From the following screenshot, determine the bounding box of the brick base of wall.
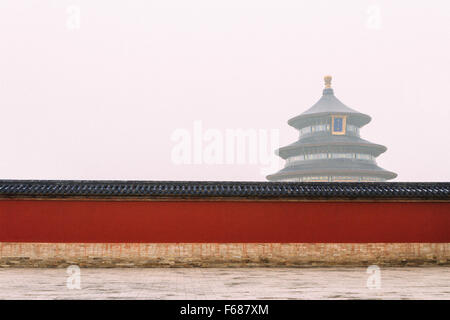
[0,243,448,267]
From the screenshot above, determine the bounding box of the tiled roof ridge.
[0,180,448,200]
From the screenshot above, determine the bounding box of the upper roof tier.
[288,76,372,129]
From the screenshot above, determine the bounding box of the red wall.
[0,200,448,243]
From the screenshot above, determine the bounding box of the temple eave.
[267,169,397,181]
[277,143,387,159]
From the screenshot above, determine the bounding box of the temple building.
[267,76,397,182]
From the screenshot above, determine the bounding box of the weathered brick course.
[0,242,448,267]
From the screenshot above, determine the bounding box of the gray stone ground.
[0,267,449,300]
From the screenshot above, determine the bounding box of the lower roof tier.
[267,158,397,181]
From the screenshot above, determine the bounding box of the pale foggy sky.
[0,0,449,181]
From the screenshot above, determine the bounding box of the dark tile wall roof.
[0,180,448,200]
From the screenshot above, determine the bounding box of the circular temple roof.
[267,76,397,182]
[288,77,371,128]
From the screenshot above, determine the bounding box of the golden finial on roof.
[324,75,332,89]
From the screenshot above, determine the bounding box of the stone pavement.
[0,267,448,299]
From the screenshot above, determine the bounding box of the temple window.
[330,153,353,159]
[347,124,360,135]
[331,176,358,182]
[356,154,374,160]
[286,153,375,165]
